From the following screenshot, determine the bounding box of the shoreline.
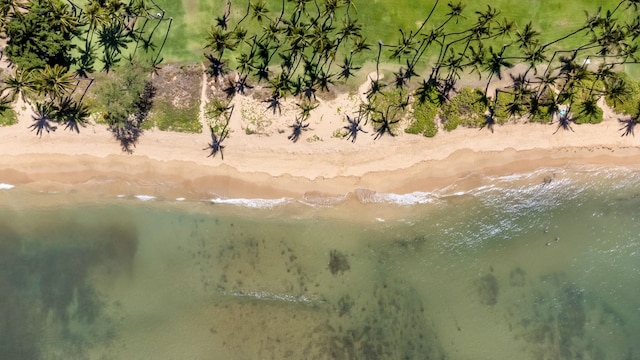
[1,75,639,200]
[1,141,639,201]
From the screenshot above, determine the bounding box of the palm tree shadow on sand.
[288,117,309,143]
[343,114,368,143]
[111,82,156,154]
[618,118,638,137]
[553,107,575,134]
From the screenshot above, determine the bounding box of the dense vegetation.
[201,0,639,150]
[0,0,639,155]
[0,0,171,151]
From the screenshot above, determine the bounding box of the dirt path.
[198,63,209,132]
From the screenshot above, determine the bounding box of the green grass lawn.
[157,0,629,67]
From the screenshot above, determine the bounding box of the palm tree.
[483,44,513,95]
[337,54,360,81]
[251,0,270,23]
[36,64,76,100]
[49,0,83,37]
[516,22,540,49]
[365,40,386,99]
[2,68,37,103]
[97,22,132,71]
[296,100,318,121]
[54,96,90,133]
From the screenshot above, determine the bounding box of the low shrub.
[572,98,603,124]
[440,87,486,131]
[0,108,18,126]
[405,100,438,137]
[605,72,640,116]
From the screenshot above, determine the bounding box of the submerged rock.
[476,273,499,306]
[328,250,350,275]
[509,267,527,287]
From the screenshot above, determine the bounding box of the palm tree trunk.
[153,17,172,65]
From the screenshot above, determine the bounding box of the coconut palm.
[152,16,173,65]
[365,40,385,99]
[603,74,630,108]
[2,68,37,103]
[296,100,318,121]
[54,96,90,133]
[522,44,548,77]
[484,44,512,83]
[97,22,132,71]
[36,64,76,100]
[251,0,270,23]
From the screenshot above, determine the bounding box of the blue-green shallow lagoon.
[1,166,639,359]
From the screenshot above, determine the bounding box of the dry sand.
[1,74,639,201]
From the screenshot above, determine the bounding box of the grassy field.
[156,0,628,66]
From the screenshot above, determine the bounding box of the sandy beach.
[1,81,639,202]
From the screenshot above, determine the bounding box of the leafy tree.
[95,61,155,152]
[5,0,78,71]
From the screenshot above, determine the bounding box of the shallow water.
[0,166,639,359]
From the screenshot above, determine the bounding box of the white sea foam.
[0,183,15,190]
[229,290,318,304]
[371,191,438,205]
[135,195,156,201]
[300,193,349,207]
[175,197,186,201]
[209,197,291,209]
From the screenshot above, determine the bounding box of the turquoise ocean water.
[0,165,639,359]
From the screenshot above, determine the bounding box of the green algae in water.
[0,166,639,359]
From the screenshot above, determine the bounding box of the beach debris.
[328,250,350,275]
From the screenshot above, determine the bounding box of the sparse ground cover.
[145,64,202,132]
